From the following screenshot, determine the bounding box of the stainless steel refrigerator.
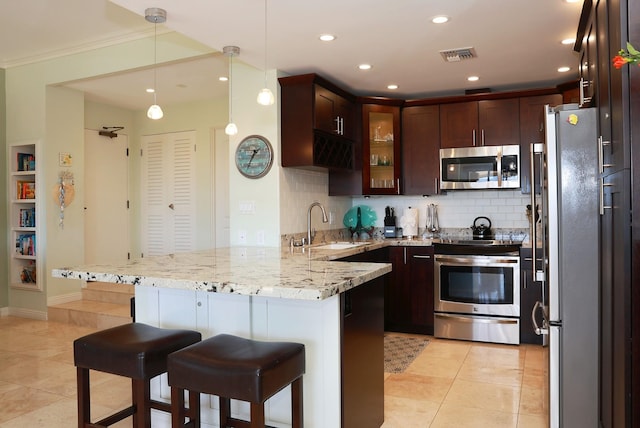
[530,104,599,428]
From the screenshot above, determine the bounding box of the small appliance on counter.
[383,206,397,238]
[471,216,493,240]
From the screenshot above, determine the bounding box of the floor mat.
[384,334,429,373]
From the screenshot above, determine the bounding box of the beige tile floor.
[0,316,547,427]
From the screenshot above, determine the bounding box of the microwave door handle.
[497,148,502,187]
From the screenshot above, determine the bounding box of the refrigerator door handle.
[530,143,546,282]
[531,300,549,336]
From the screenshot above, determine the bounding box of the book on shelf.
[16,153,35,171]
[19,208,36,227]
[19,260,36,284]
[16,181,35,199]
[15,233,36,256]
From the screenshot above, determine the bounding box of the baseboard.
[0,307,9,317]
[8,307,47,320]
[47,292,82,306]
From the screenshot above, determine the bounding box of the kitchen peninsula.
[53,244,393,428]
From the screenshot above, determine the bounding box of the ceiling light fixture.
[561,38,576,45]
[319,34,336,42]
[558,66,571,72]
[387,84,398,90]
[467,76,480,82]
[358,64,372,70]
[224,46,240,136]
[257,0,275,106]
[145,7,166,120]
[432,15,450,24]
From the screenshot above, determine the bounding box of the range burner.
[433,237,523,255]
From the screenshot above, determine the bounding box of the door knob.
[168,203,174,210]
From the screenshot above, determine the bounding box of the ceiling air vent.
[440,47,477,62]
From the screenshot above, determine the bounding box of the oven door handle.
[435,313,519,325]
[435,256,519,265]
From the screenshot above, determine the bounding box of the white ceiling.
[0,0,585,111]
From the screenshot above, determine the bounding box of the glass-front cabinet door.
[363,103,401,195]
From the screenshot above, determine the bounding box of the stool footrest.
[92,405,135,427]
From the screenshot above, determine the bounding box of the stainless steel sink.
[313,242,368,250]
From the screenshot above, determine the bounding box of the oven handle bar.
[435,256,519,265]
[435,313,519,325]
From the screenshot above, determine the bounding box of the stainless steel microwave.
[439,145,520,190]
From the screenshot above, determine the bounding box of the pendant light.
[224,46,240,135]
[256,0,275,106]
[145,7,166,120]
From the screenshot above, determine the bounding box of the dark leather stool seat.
[74,322,202,428]
[168,333,305,427]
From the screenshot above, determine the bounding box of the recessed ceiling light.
[358,64,372,70]
[564,0,581,3]
[467,76,479,82]
[387,84,398,90]
[319,34,336,42]
[146,88,155,93]
[431,15,449,24]
[561,38,576,45]
[558,66,571,72]
[219,76,228,82]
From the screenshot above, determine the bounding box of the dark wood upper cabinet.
[401,105,440,195]
[519,94,563,194]
[279,73,357,170]
[440,99,520,147]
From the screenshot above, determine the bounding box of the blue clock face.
[235,135,274,178]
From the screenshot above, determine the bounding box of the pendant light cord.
[263,0,268,86]
[153,21,158,104]
[228,52,233,122]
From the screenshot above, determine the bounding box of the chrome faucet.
[307,202,329,245]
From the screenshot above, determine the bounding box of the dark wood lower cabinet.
[519,248,543,345]
[386,246,434,335]
[341,276,384,428]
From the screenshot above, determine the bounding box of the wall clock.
[235,135,274,179]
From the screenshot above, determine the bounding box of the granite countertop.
[52,236,528,302]
[52,244,397,301]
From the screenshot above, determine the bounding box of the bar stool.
[168,334,305,427]
[74,322,202,428]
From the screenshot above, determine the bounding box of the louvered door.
[141,131,196,256]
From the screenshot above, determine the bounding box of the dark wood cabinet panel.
[478,99,520,146]
[279,73,357,170]
[440,99,519,148]
[401,105,440,195]
[519,94,563,194]
[519,248,544,345]
[439,102,478,148]
[385,246,434,334]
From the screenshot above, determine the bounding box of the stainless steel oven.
[433,241,521,345]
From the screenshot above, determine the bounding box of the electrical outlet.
[238,230,247,244]
[256,230,265,245]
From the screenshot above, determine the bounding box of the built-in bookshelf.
[8,140,42,291]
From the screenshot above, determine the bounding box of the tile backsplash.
[352,189,532,231]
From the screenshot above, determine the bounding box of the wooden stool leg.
[187,390,200,428]
[171,386,185,428]
[250,402,265,427]
[77,367,91,428]
[291,377,303,428]
[219,397,231,427]
[132,378,152,428]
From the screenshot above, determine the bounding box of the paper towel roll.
[400,207,419,237]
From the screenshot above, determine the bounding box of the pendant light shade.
[257,0,275,106]
[145,8,166,120]
[224,46,240,135]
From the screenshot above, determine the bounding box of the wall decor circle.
[235,135,274,178]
